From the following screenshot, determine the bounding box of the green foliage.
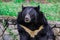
[0,2,60,21]
[14,0,25,3]
[0,0,2,2]
[0,2,21,17]
[40,3,60,21]
[47,0,60,3]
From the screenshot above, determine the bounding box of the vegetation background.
[0,0,60,21]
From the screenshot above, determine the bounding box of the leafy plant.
[14,0,25,3]
[0,2,60,21]
[2,19,18,40]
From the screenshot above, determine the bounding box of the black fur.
[17,6,55,40]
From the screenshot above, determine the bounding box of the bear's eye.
[31,14,34,17]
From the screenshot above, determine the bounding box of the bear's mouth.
[26,19,29,21]
[25,19,30,22]
[24,18,31,23]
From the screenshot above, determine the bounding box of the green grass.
[0,2,21,16]
[48,0,60,3]
[0,2,60,21]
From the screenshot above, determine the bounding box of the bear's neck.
[20,22,43,31]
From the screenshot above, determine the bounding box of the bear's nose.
[25,18,28,20]
[25,18,29,21]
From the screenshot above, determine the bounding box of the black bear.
[17,5,55,40]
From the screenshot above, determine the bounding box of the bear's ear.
[22,5,25,10]
[37,5,40,10]
[34,5,40,11]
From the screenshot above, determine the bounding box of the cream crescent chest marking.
[20,25,44,38]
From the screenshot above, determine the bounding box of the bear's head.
[17,5,48,25]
